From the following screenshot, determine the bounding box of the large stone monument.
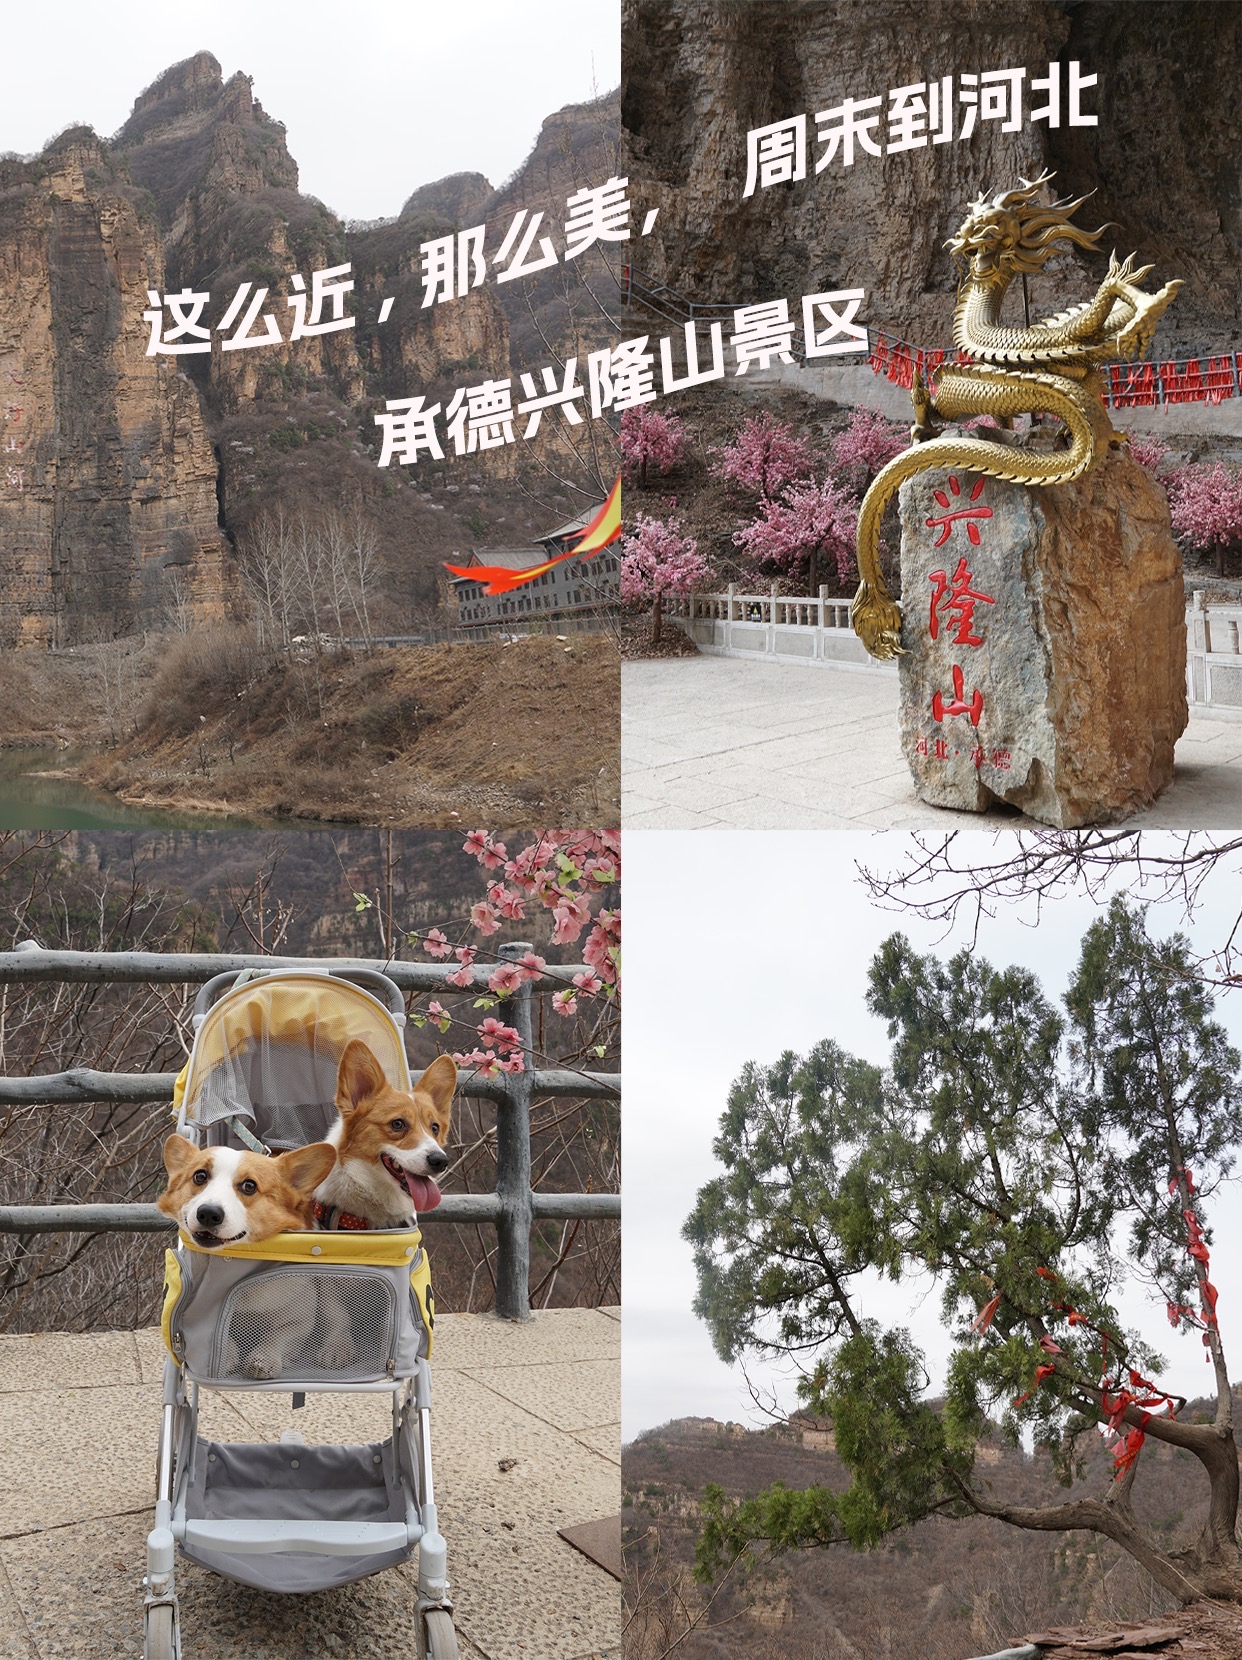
[896,445,1186,826]
[848,174,1185,827]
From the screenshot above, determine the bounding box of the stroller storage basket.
[163,1231,434,1388]
[180,1439,414,1593]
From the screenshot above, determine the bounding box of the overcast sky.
[3,1,620,222]
[623,830,1242,1444]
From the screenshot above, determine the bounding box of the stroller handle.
[192,967,407,1023]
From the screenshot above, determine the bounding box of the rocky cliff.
[0,53,619,647]
[0,129,227,647]
[622,0,1242,353]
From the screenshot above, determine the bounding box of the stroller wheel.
[419,1607,459,1659]
[144,1603,177,1660]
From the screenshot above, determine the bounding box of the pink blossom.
[455,945,477,967]
[488,964,524,996]
[712,413,815,500]
[487,882,526,921]
[422,928,452,959]
[477,1017,522,1053]
[453,1048,501,1075]
[1166,462,1242,574]
[428,1000,447,1018]
[618,407,689,486]
[1129,434,1169,472]
[517,950,546,979]
[552,894,592,945]
[463,830,489,860]
[621,514,711,607]
[497,1053,526,1074]
[479,840,507,871]
[552,990,578,1018]
[830,407,906,489]
[734,475,859,590]
[446,966,474,989]
[470,901,501,936]
[572,970,603,995]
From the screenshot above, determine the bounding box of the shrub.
[830,406,906,489]
[142,623,267,736]
[711,412,814,501]
[618,407,689,486]
[1164,461,1242,576]
[733,476,859,592]
[1127,433,1170,472]
[621,513,711,644]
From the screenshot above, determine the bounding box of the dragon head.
[947,172,1108,280]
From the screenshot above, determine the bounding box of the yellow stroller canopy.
[176,974,410,1152]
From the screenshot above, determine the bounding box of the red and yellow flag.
[444,476,621,597]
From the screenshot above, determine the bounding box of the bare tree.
[855,830,1242,983]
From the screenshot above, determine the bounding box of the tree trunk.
[968,1425,1242,1605]
[808,548,819,595]
[652,592,663,645]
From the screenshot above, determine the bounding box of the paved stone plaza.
[0,1309,620,1660]
[622,657,1242,830]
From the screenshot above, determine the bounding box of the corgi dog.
[315,1041,457,1231]
[158,1135,338,1379]
[158,1134,337,1248]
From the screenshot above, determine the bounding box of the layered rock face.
[0,54,618,640]
[622,0,1242,351]
[0,132,227,647]
[896,446,1187,827]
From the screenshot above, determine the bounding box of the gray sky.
[623,830,1242,1443]
[4,1,620,222]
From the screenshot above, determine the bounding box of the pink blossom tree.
[1127,433,1170,472]
[621,512,711,644]
[710,412,815,501]
[830,406,907,491]
[1164,461,1242,576]
[618,407,689,487]
[732,475,859,593]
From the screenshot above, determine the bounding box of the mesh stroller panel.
[169,1250,430,1386]
[182,977,409,1151]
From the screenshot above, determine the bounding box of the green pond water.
[0,749,333,831]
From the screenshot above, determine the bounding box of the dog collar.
[313,1201,414,1232]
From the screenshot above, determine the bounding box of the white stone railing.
[667,584,890,671]
[669,586,1242,714]
[1187,592,1242,712]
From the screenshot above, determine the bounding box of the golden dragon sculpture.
[850,174,1181,659]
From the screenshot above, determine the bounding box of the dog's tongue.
[395,1168,441,1211]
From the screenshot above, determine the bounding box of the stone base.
[897,443,1187,828]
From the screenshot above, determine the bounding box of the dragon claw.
[850,584,905,659]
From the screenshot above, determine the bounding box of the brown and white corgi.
[314,1041,457,1231]
[157,1134,337,1248]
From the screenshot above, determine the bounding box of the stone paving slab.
[0,1312,620,1660]
[623,656,1241,829]
[461,1359,620,1436]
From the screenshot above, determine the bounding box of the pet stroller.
[143,966,459,1659]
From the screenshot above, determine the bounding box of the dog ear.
[162,1133,197,1175]
[336,1040,389,1113]
[418,1054,457,1134]
[275,1141,338,1194]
